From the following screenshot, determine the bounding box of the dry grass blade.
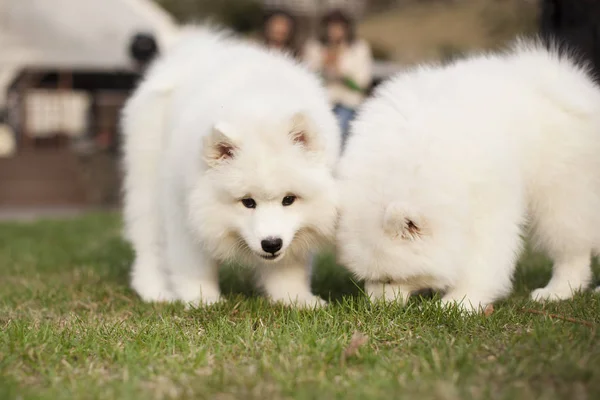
[522,308,596,333]
[341,331,369,365]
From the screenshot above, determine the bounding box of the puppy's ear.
[383,202,424,241]
[289,112,320,151]
[203,123,238,167]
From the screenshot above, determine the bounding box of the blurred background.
[0,0,592,218]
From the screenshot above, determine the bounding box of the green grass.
[1,212,599,400]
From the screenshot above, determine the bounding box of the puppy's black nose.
[261,237,283,254]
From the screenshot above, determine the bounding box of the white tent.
[0,0,179,109]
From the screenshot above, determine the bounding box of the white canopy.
[0,0,179,107]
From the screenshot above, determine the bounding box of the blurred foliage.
[155,0,265,33]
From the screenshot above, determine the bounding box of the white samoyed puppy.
[121,26,340,308]
[336,40,600,312]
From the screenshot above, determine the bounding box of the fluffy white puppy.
[121,26,340,307]
[337,40,600,312]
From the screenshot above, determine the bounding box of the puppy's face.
[229,193,304,262]
[188,112,338,263]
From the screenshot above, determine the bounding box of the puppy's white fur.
[121,26,340,308]
[337,40,600,312]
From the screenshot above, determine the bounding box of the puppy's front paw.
[365,281,411,304]
[131,277,176,303]
[273,293,327,309]
[171,277,222,309]
[530,287,577,302]
[441,294,488,314]
[183,294,223,310]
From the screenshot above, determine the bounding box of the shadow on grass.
[218,250,363,302]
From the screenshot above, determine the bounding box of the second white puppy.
[336,40,600,312]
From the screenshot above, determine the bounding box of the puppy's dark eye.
[241,198,256,209]
[282,195,296,206]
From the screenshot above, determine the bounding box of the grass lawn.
[1,212,599,400]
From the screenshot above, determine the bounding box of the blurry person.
[261,9,298,56]
[303,9,372,144]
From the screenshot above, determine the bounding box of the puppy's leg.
[130,249,174,302]
[167,258,221,309]
[442,253,520,313]
[441,261,515,313]
[442,203,524,313]
[127,194,173,302]
[529,179,594,301]
[364,281,414,305]
[258,256,325,308]
[163,200,221,307]
[530,251,592,302]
